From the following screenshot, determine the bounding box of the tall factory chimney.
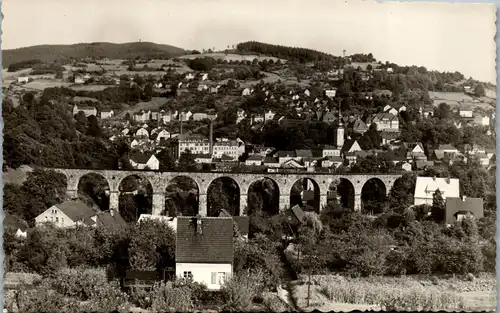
[180,120,183,136]
[209,120,214,156]
[343,49,346,58]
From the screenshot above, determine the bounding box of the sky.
[2,0,497,83]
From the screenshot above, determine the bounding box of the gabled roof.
[175,217,234,264]
[96,211,127,227]
[414,177,460,199]
[438,144,458,151]
[247,154,264,161]
[290,205,306,223]
[446,197,484,224]
[218,209,250,236]
[276,150,297,158]
[264,156,279,164]
[130,151,154,164]
[352,119,368,131]
[295,149,313,158]
[53,200,98,226]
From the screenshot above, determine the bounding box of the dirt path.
[278,248,301,311]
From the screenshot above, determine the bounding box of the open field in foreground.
[291,274,496,312]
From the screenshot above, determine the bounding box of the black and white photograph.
[1,0,497,312]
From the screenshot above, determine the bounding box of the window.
[217,272,227,285]
[183,271,192,279]
[56,217,59,223]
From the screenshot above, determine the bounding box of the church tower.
[336,105,344,148]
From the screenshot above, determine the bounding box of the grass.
[291,274,496,312]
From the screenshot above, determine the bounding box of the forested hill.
[236,41,341,63]
[2,42,186,68]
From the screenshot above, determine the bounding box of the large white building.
[73,105,97,117]
[175,217,234,291]
[129,152,160,170]
[178,134,210,157]
[414,177,460,206]
[212,139,245,159]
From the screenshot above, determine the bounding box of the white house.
[304,89,311,97]
[264,110,276,122]
[156,129,170,142]
[473,115,490,126]
[135,127,149,138]
[367,113,399,132]
[236,109,247,124]
[175,217,234,291]
[179,111,193,121]
[347,140,362,154]
[35,200,98,228]
[130,139,140,149]
[129,152,160,170]
[401,162,412,171]
[438,144,459,155]
[192,113,209,121]
[414,177,460,206]
[245,154,264,166]
[242,88,251,96]
[213,139,245,159]
[325,89,337,98]
[178,134,210,157]
[322,146,341,157]
[459,108,473,118]
[73,105,97,117]
[17,76,29,84]
[100,109,114,119]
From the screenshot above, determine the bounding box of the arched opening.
[247,177,280,216]
[361,178,388,215]
[335,178,355,210]
[77,173,110,211]
[207,177,240,216]
[118,174,153,222]
[290,178,320,213]
[164,176,200,217]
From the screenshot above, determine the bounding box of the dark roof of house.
[247,154,264,161]
[290,205,306,223]
[130,151,153,164]
[220,154,234,161]
[439,144,458,151]
[54,200,98,226]
[96,211,127,227]
[445,197,484,224]
[276,150,297,158]
[175,217,234,264]
[233,216,250,236]
[101,108,113,112]
[263,156,279,164]
[194,154,212,159]
[4,213,28,232]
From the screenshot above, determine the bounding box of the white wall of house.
[176,263,232,291]
[101,111,114,119]
[35,206,76,228]
[323,149,341,157]
[246,159,263,166]
[460,110,473,118]
[156,130,170,141]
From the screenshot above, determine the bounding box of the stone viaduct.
[52,168,402,216]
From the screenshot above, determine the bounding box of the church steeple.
[336,102,344,148]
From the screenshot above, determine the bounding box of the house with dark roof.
[35,200,99,228]
[245,154,264,166]
[263,156,280,168]
[271,204,306,227]
[218,209,250,240]
[350,119,369,134]
[175,216,234,290]
[445,196,484,225]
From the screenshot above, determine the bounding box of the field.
[291,274,496,312]
[21,80,72,91]
[428,91,495,112]
[179,53,287,63]
[69,84,113,92]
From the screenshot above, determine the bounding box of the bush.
[149,282,195,312]
[49,267,107,300]
[78,280,130,313]
[220,270,264,311]
[482,242,496,272]
[262,292,288,312]
[8,282,80,313]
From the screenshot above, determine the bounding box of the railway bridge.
[51,168,402,216]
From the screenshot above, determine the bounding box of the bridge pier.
[354,194,362,211]
[279,194,291,212]
[67,189,78,200]
[152,192,165,215]
[109,191,119,212]
[198,194,207,216]
[239,194,248,216]
[319,194,328,212]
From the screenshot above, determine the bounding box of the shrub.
[482,241,496,272]
[9,282,80,313]
[262,292,288,312]
[149,282,195,312]
[50,267,107,300]
[220,269,264,312]
[78,280,130,313]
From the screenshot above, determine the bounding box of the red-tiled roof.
[175,217,234,264]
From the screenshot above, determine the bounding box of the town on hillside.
[2,10,497,312]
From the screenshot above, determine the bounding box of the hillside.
[2,42,186,68]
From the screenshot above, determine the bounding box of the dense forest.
[3,42,186,68]
[236,41,342,63]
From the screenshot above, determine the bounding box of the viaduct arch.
[53,168,402,216]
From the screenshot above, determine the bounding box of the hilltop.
[2,42,186,68]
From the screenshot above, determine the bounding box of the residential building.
[251,114,265,124]
[179,111,193,122]
[156,129,170,142]
[17,76,29,84]
[445,196,484,225]
[213,139,245,159]
[175,216,234,291]
[73,105,97,117]
[100,109,114,119]
[194,154,213,164]
[4,213,29,239]
[351,119,369,134]
[178,134,210,157]
[276,151,299,165]
[413,177,460,206]
[406,142,427,160]
[459,108,473,118]
[134,110,151,122]
[236,109,247,124]
[473,115,490,126]
[325,89,337,98]
[245,154,264,166]
[321,156,344,168]
[322,111,337,124]
[322,146,341,157]
[192,113,209,121]
[242,88,251,96]
[129,152,160,170]
[438,144,459,155]
[367,113,399,132]
[264,110,276,122]
[401,162,412,171]
[263,157,280,168]
[35,200,99,228]
[218,210,250,240]
[135,127,149,138]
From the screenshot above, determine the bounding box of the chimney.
[209,120,214,156]
[180,120,183,135]
[195,215,203,235]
